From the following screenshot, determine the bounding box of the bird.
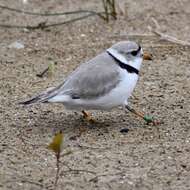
[20,41,158,125]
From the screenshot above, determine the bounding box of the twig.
[21,179,44,188]
[5,173,43,188]
[152,30,190,46]
[54,152,60,189]
[59,163,96,175]
[0,5,103,18]
[6,178,44,188]
[102,0,109,21]
[64,169,96,175]
[0,3,117,30]
[36,61,55,78]
[89,171,125,182]
[102,0,117,21]
[151,17,161,30]
[31,80,45,86]
[0,12,99,30]
[61,168,96,175]
[150,18,190,46]
[36,67,49,78]
[77,144,110,150]
[108,0,117,19]
[108,33,154,38]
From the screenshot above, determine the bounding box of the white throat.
[107,48,142,71]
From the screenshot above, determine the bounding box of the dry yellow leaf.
[48,131,63,154]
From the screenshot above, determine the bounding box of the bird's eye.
[130,45,141,56]
[131,50,138,56]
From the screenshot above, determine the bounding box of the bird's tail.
[19,87,58,105]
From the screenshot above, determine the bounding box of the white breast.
[94,69,138,109]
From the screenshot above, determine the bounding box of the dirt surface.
[0,0,190,190]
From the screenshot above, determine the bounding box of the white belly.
[63,71,138,110]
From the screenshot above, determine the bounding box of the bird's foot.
[143,115,162,126]
[82,110,95,123]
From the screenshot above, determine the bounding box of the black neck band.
[107,51,139,75]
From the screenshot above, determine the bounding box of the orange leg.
[82,110,95,123]
[125,105,161,125]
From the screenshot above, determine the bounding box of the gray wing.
[56,52,121,100]
[20,52,121,104]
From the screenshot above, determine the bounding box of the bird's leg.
[82,110,95,123]
[125,105,160,125]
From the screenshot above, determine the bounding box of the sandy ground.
[0,0,190,189]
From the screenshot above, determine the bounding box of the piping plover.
[21,41,158,125]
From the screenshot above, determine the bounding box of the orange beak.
[143,52,153,60]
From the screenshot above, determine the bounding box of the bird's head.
[107,41,152,71]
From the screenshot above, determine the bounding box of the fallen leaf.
[48,131,63,154]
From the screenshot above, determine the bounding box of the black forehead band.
[136,45,141,52]
[128,44,141,53]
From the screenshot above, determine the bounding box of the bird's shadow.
[19,104,142,141]
[28,110,119,134]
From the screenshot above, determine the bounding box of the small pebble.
[69,135,78,141]
[8,41,24,49]
[120,128,129,133]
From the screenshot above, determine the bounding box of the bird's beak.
[143,52,153,60]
